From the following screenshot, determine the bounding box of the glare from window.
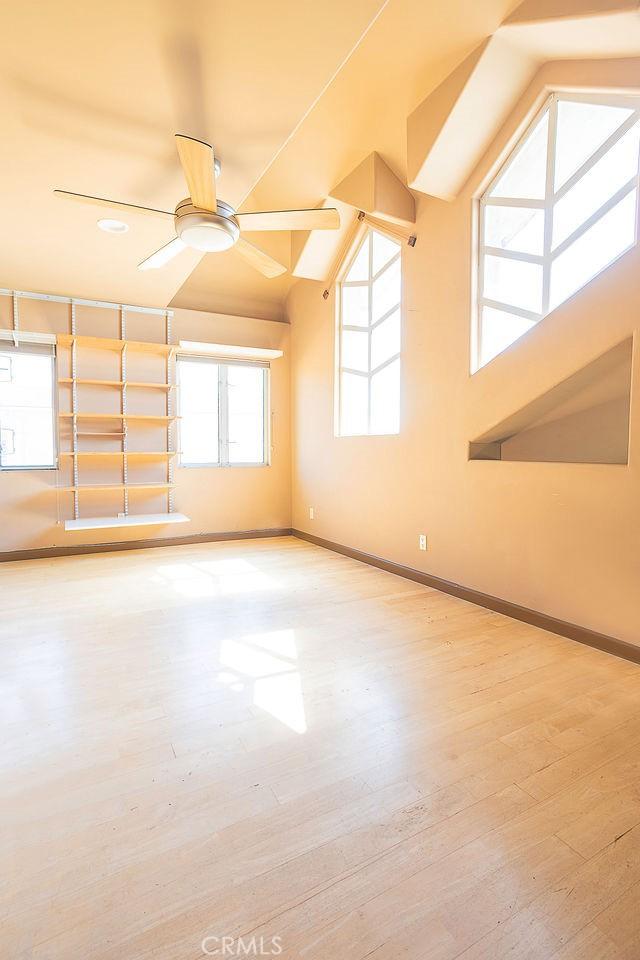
[227,364,265,464]
[179,359,219,465]
[0,348,55,468]
[178,358,267,466]
[477,93,640,369]
[337,229,402,436]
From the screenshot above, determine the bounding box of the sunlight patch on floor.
[151,558,278,598]
[217,628,307,734]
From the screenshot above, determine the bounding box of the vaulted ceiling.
[0,0,518,321]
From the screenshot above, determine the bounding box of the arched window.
[476,92,640,369]
[336,228,402,436]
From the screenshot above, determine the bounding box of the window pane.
[550,188,637,311]
[342,284,369,327]
[340,372,368,435]
[179,359,219,464]
[490,110,548,200]
[227,365,265,464]
[483,254,543,314]
[0,351,54,468]
[480,306,537,366]
[483,205,544,255]
[372,257,401,322]
[345,235,370,281]
[553,120,640,248]
[0,352,53,407]
[181,412,218,464]
[0,407,54,467]
[341,329,368,372]
[371,309,400,369]
[372,231,400,274]
[370,358,400,434]
[554,99,634,190]
[179,359,218,413]
[478,94,640,372]
[338,230,402,435]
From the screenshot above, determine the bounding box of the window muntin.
[0,345,56,469]
[476,92,640,369]
[178,357,268,466]
[337,229,401,436]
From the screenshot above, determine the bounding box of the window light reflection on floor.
[254,671,307,734]
[150,558,278,598]
[217,629,307,734]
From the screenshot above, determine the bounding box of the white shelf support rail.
[165,309,174,514]
[120,305,128,517]
[71,336,79,520]
[11,292,19,347]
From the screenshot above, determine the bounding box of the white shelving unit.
[56,306,188,531]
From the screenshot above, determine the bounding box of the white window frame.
[0,342,57,471]
[177,355,270,468]
[475,90,640,371]
[336,226,402,437]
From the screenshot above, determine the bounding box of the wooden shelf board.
[59,413,177,421]
[58,378,174,390]
[76,431,125,438]
[128,382,174,390]
[59,482,175,493]
[59,450,178,458]
[64,512,189,531]
[57,334,174,355]
[59,378,122,387]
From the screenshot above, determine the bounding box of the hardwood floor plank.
[1,537,639,959]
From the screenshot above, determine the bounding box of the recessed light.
[97,218,129,234]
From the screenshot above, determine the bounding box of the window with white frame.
[0,344,56,469]
[476,92,640,369]
[178,357,268,466]
[337,228,402,436]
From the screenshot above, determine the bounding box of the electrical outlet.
[309,507,315,520]
[419,534,427,551]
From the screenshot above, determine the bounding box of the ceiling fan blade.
[175,134,216,212]
[54,189,174,220]
[234,238,287,279]
[236,207,340,232]
[138,237,187,271]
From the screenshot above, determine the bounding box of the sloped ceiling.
[0,0,521,320]
[407,0,640,199]
[0,0,386,315]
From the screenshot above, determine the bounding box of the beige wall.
[0,299,291,552]
[287,66,640,646]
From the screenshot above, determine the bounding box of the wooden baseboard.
[292,528,640,666]
[0,528,293,563]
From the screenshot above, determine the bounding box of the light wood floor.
[2,537,640,960]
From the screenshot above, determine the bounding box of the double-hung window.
[337,228,402,436]
[178,357,268,466]
[477,91,640,369]
[0,343,56,469]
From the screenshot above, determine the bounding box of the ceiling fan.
[54,134,340,278]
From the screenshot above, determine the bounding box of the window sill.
[335,433,400,439]
[178,462,270,469]
[0,465,58,472]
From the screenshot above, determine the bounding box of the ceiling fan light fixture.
[180,220,238,252]
[97,217,129,234]
[175,199,240,253]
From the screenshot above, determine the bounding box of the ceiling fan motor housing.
[175,198,240,252]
